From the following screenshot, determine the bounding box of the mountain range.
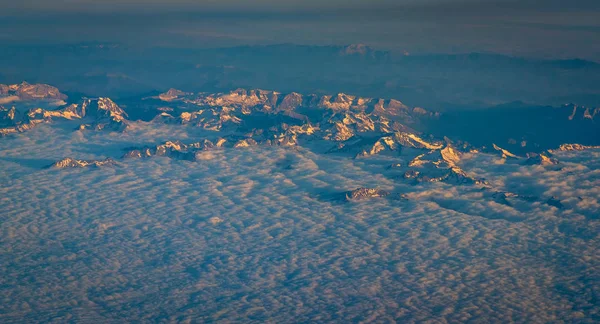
[2,44,599,108]
[2,83,598,156]
[2,82,599,211]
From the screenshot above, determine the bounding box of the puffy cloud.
[0,122,598,322]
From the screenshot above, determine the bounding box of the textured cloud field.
[0,122,598,322]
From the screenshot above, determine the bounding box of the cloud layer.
[0,122,598,322]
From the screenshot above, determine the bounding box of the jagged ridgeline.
[2,83,599,172]
[1,82,128,135]
[2,82,598,212]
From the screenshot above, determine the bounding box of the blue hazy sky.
[1,0,599,60]
[3,0,598,14]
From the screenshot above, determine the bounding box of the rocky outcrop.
[346,188,390,201]
[330,132,442,157]
[490,191,537,206]
[403,144,486,185]
[0,105,44,136]
[492,144,520,159]
[123,140,210,161]
[159,88,191,101]
[409,166,488,185]
[525,152,559,165]
[75,98,129,131]
[555,144,600,151]
[233,138,258,148]
[52,157,116,168]
[1,97,130,136]
[0,82,67,101]
[3,83,598,208]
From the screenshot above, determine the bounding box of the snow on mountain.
[492,144,520,159]
[159,88,438,122]
[123,140,216,161]
[555,143,600,151]
[525,152,559,165]
[0,82,67,102]
[52,157,117,168]
[158,88,192,101]
[1,82,598,193]
[0,105,46,136]
[329,132,443,158]
[0,105,19,123]
[78,97,129,131]
[405,147,487,185]
[346,187,390,201]
[122,137,279,162]
[440,145,462,165]
[395,132,443,150]
[0,96,130,135]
